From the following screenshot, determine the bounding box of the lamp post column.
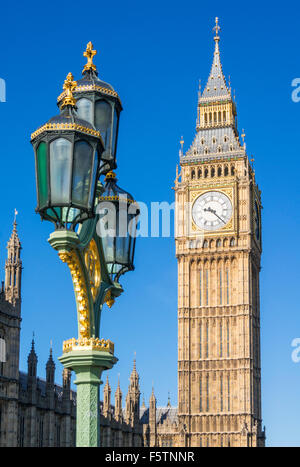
[59,348,117,447]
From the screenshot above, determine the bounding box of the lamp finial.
[83,41,97,74]
[61,73,77,108]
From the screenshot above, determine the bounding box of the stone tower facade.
[174,19,265,447]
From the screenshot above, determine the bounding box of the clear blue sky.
[0,0,299,447]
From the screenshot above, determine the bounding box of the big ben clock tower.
[175,18,265,447]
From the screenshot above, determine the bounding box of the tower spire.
[200,17,230,102]
[5,214,22,307]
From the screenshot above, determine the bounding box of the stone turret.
[27,337,37,382]
[149,386,156,446]
[114,376,123,423]
[46,347,55,386]
[103,375,111,418]
[5,216,22,310]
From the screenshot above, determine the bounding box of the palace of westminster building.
[0,20,265,447]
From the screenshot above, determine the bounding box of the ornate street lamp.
[57,42,122,174]
[97,171,139,282]
[31,73,103,229]
[31,47,138,447]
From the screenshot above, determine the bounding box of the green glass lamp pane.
[72,141,93,207]
[36,142,48,208]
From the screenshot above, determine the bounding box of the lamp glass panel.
[88,151,99,208]
[72,140,93,207]
[76,98,93,124]
[111,108,118,158]
[95,100,112,158]
[50,138,72,204]
[36,142,48,208]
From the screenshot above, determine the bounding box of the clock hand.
[204,206,226,224]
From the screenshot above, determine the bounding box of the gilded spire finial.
[213,17,220,41]
[241,129,246,144]
[83,41,97,74]
[61,73,77,108]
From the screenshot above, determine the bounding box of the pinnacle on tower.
[27,335,38,378]
[46,344,55,385]
[5,213,22,306]
[201,17,231,101]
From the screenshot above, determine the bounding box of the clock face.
[254,202,260,241]
[192,191,233,231]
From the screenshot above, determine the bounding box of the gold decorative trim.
[63,337,114,354]
[84,238,101,302]
[98,195,136,204]
[31,122,101,141]
[83,41,97,74]
[59,250,90,339]
[61,72,77,109]
[57,84,120,103]
[104,289,115,308]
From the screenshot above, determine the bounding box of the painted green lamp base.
[59,349,118,447]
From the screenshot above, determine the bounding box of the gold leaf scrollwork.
[59,250,90,339]
[84,238,101,302]
[105,289,115,308]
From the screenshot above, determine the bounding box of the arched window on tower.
[191,169,195,180]
[198,169,202,178]
[211,167,215,177]
[231,165,235,176]
[224,165,229,176]
[204,168,209,178]
[230,238,235,247]
[223,110,226,122]
[218,167,222,177]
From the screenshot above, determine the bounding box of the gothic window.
[226,269,229,304]
[217,167,222,177]
[201,137,205,145]
[216,239,221,248]
[211,167,215,177]
[38,417,44,447]
[191,169,195,180]
[220,321,223,357]
[212,137,216,144]
[230,238,235,247]
[209,113,212,123]
[19,415,25,447]
[200,375,202,411]
[204,168,208,177]
[224,165,229,176]
[218,111,221,122]
[203,240,208,248]
[204,114,207,124]
[205,270,209,305]
[228,375,231,411]
[223,110,226,122]
[214,112,217,123]
[231,165,235,176]
[219,270,222,305]
[206,321,209,357]
[204,147,209,155]
[230,144,233,151]
[199,270,202,306]
[218,145,222,153]
[206,374,209,411]
[220,374,223,412]
[226,321,230,358]
[198,169,202,178]
[199,323,202,358]
[224,135,228,143]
